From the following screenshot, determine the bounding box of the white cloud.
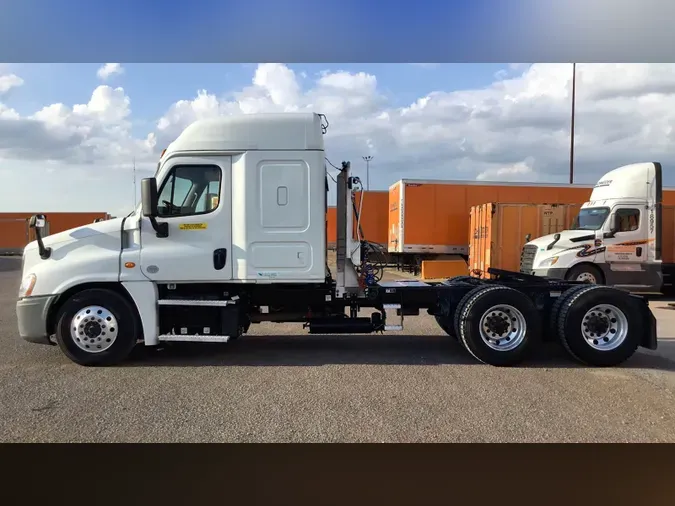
[145,63,675,186]
[0,73,24,94]
[96,63,124,81]
[476,159,537,181]
[5,62,675,208]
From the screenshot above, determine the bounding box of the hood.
[526,229,597,251]
[23,217,125,252]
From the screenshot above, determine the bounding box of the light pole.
[362,155,373,190]
[569,63,576,184]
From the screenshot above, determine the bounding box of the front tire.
[566,264,604,285]
[55,288,140,366]
[454,285,541,366]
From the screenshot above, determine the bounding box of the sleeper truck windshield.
[571,207,609,231]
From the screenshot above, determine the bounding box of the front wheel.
[55,288,141,366]
[566,264,604,285]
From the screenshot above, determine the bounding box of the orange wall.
[661,206,675,264]
[392,181,594,252]
[0,212,109,251]
[663,189,675,206]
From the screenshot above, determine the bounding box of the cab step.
[383,303,403,331]
[158,299,236,307]
[158,334,230,343]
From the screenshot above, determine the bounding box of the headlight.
[18,274,37,298]
[539,256,559,268]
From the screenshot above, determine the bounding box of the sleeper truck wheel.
[55,288,140,366]
[556,285,640,367]
[454,285,541,366]
[566,264,604,285]
[435,276,480,339]
[548,284,592,338]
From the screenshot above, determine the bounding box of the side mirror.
[609,214,620,234]
[28,214,51,260]
[524,233,532,243]
[141,178,159,218]
[140,177,168,238]
[29,214,46,229]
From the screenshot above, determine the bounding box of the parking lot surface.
[1,255,674,442]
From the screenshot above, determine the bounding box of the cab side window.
[616,208,640,232]
[157,165,221,217]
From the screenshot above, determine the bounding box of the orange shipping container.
[326,191,389,249]
[326,207,337,248]
[388,179,595,255]
[468,203,581,277]
[352,191,388,245]
[0,212,109,254]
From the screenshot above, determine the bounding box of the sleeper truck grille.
[520,244,537,273]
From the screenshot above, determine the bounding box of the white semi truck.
[520,162,674,294]
[16,113,658,367]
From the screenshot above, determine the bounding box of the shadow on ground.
[122,333,675,371]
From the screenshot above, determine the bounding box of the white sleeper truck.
[16,113,658,367]
[520,162,673,294]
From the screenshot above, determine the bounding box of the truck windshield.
[571,207,610,231]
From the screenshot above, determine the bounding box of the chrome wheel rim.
[478,304,527,352]
[70,306,118,353]
[576,272,597,283]
[581,304,627,351]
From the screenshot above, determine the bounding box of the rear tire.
[556,285,641,366]
[566,264,604,285]
[548,284,592,338]
[455,285,541,366]
[55,288,140,366]
[435,276,480,340]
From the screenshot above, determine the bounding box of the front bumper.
[16,295,58,345]
[525,267,568,280]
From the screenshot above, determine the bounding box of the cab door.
[139,156,232,282]
[605,206,646,266]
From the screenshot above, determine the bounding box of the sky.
[2,62,675,217]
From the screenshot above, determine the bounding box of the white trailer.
[520,162,674,294]
[16,113,658,367]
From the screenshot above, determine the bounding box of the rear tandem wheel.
[553,285,642,366]
[434,276,480,340]
[453,285,542,366]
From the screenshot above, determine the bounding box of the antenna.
[132,157,137,209]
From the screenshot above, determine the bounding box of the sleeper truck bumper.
[16,295,57,345]
[527,268,568,280]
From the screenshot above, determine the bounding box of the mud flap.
[631,294,658,350]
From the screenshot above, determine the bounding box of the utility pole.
[569,63,576,184]
[362,155,373,190]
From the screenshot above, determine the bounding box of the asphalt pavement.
[1,255,674,442]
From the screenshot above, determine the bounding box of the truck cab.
[520,162,666,293]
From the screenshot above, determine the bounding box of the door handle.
[636,247,642,257]
[213,248,227,270]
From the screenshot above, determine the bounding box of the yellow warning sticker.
[179,223,208,230]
